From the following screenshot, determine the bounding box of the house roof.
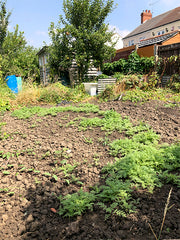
[138,30,179,47]
[123,7,180,39]
[37,46,49,56]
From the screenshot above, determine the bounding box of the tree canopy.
[0,0,11,51]
[49,0,116,84]
[1,25,39,82]
[0,1,39,83]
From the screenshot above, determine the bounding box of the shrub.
[167,74,180,93]
[103,51,155,76]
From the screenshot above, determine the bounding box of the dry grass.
[148,187,173,240]
[13,83,41,106]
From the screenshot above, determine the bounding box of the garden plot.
[0,101,179,240]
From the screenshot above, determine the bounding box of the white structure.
[106,32,123,50]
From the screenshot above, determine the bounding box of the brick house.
[114,7,180,60]
[123,7,180,47]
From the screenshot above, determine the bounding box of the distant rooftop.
[123,7,180,39]
[138,30,179,47]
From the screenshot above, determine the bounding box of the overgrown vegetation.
[1,24,39,82]
[4,104,179,219]
[56,106,179,218]
[103,51,156,75]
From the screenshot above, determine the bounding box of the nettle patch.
[1,103,180,219]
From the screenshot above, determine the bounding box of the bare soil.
[0,100,180,240]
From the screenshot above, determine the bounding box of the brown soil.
[0,100,180,240]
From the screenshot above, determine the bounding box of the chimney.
[141,10,152,24]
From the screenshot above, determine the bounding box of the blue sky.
[6,0,180,49]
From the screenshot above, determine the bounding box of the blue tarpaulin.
[6,75,22,94]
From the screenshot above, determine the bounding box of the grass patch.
[11,103,100,119]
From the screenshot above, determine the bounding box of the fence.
[98,78,117,93]
[158,43,180,58]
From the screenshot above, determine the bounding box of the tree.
[49,0,116,85]
[1,25,39,82]
[0,0,11,51]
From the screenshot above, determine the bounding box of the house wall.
[123,20,180,47]
[137,45,154,57]
[109,33,123,50]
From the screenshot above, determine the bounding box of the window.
[171,26,174,31]
[157,30,165,36]
[139,37,145,41]
[129,40,134,46]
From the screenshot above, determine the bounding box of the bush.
[167,74,180,93]
[1,25,39,83]
[103,51,155,76]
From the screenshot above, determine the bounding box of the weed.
[41,151,51,159]
[19,167,26,172]
[0,188,9,192]
[30,123,38,128]
[11,103,100,119]
[58,188,96,217]
[8,192,15,196]
[2,171,11,175]
[58,163,77,177]
[97,179,135,219]
[83,136,93,144]
[70,174,84,185]
[43,172,51,177]
[34,177,41,184]
[93,154,100,166]
[52,174,58,181]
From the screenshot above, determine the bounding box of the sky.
[6,0,180,49]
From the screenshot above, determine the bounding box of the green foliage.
[167,74,180,93]
[79,110,132,133]
[122,88,180,103]
[103,141,180,192]
[56,106,179,219]
[0,0,11,50]
[58,163,77,177]
[0,58,15,111]
[157,55,180,76]
[58,188,96,217]
[0,81,13,112]
[49,0,116,84]
[11,103,100,119]
[97,179,135,218]
[1,25,39,82]
[0,98,10,112]
[98,84,117,101]
[103,51,155,75]
[57,141,179,218]
[147,71,159,88]
[109,129,159,157]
